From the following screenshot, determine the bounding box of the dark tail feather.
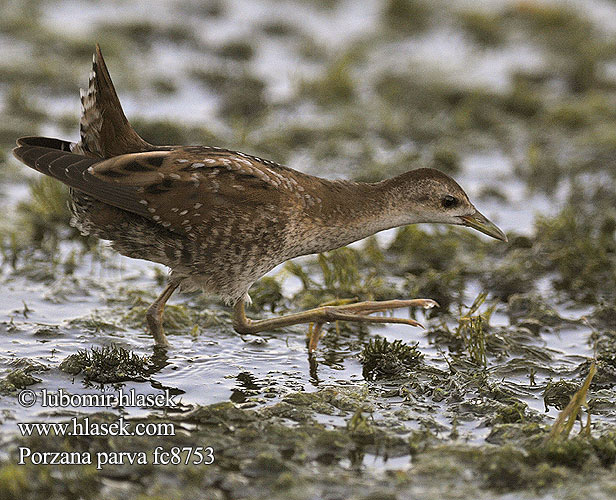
[13,137,149,219]
[14,137,98,181]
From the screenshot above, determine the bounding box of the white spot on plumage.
[176,159,188,163]
[191,162,205,168]
[148,207,156,213]
[179,210,188,216]
[194,203,202,209]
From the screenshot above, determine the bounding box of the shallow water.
[1,0,614,497]
[0,0,600,432]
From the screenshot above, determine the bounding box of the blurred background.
[1,1,616,497]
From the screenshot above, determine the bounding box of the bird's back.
[11,44,332,302]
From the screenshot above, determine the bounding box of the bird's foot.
[306,298,438,352]
[234,298,438,352]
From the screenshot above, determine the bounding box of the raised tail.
[72,44,152,158]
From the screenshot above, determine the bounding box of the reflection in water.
[230,371,263,403]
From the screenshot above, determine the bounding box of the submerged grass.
[59,345,151,384]
[360,337,423,380]
[547,361,596,441]
[455,293,495,367]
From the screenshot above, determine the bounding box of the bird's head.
[393,168,508,242]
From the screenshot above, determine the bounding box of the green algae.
[458,10,504,47]
[59,345,151,384]
[382,0,431,34]
[0,385,615,499]
[360,337,423,380]
[300,56,356,106]
[216,40,255,62]
[0,368,42,394]
[249,276,284,313]
[455,293,494,367]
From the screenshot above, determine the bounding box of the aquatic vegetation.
[544,379,581,411]
[405,268,466,312]
[17,176,72,244]
[387,226,462,273]
[458,10,504,47]
[533,209,616,302]
[59,345,151,384]
[547,362,596,441]
[285,246,399,311]
[300,57,356,106]
[360,337,423,380]
[382,0,431,34]
[507,294,567,328]
[3,0,616,497]
[249,276,284,313]
[455,293,494,367]
[0,368,42,394]
[216,40,254,61]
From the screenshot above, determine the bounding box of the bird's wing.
[14,139,289,239]
[89,147,288,239]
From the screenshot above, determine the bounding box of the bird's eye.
[442,195,457,208]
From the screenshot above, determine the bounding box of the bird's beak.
[459,210,508,242]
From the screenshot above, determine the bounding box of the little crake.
[13,45,507,350]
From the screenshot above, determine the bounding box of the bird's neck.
[295,176,418,255]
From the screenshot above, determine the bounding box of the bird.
[12,45,507,351]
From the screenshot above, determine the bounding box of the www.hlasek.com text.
[18,416,175,437]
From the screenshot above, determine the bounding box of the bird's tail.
[13,136,99,183]
[72,44,152,158]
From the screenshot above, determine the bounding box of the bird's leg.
[146,279,181,347]
[233,298,438,349]
[308,322,324,352]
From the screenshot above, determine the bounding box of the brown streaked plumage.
[12,45,507,350]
